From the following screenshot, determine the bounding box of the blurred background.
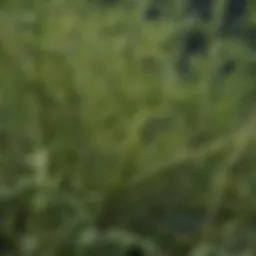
[0,0,256,255]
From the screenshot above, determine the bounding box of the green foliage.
[0,0,256,255]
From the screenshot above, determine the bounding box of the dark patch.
[146,0,248,29]
[178,30,208,73]
[145,0,249,74]
[0,234,18,254]
[89,0,120,5]
[126,245,145,256]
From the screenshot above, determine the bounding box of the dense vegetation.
[0,0,256,255]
